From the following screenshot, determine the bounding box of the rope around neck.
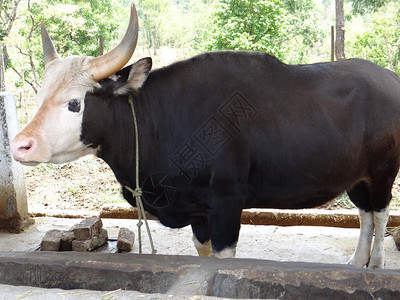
[125,96,156,255]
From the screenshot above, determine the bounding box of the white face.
[11,56,98,165]
[10,4,139,166]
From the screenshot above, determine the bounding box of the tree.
[196,0,323,62]
[204,0,289,59]
[335,0,345,60]
[5,0,125,94]
[137,0,170,55]
[0,0,22,91]
[334,0,390,60]
[346,2,400,73]
[350,0,390,15]
[283,0,324,63]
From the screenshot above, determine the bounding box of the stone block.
[72,229,108,252]
[94,229,108,248]
[72,238,93,252]
[117,227,135,252]
[41,229,64,251]
[71,217,103,240]
[392,228,400,251]
[60,231,75,251]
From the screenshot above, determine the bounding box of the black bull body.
[81,51,400,263]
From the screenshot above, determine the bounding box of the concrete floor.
[1,217,399,268]
[1,217,400,299]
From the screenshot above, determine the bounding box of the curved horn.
[41,22,59,69]
[90,4,139,82]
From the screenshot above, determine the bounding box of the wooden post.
[99,35,103,56]
[331,26,335,62]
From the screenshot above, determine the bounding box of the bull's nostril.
[11,137,36,162]
[20,141,33,152]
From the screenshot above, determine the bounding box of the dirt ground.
[24,156,122,213]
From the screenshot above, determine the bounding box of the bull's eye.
[68,99,81,113]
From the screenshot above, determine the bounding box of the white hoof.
[213,246,236,259]
[368,257,384,269]
[347,253,369,268]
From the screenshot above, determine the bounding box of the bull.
[11,5,400,269]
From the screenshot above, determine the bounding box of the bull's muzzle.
[10,134,48,165]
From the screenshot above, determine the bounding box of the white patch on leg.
[369,207,389,269]
[213,246,236,259]
[347,209,374,268]
[193,236,212,257]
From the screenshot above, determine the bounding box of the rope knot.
[124,185,142,197]
[133,187,142,197]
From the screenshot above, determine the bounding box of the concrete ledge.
[242,209,400,228]
[0,251,399,299]
[96,204,400,228]
[29,205,400,229]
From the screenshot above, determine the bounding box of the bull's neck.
[96,93,153,189]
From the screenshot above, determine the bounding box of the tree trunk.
[335,0,345,60]
[153,30,157,56]
[0,52,5,92]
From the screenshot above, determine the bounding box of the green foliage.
[5,0,400,96]
[137,0,206,53]
[346,2,400,74]
[350,0,391,15]
[187,1,217,56]
[138,0,171,54]
[26,1,123,58]
[196,0,324,62]
[204,0,288,59]
[282,0,324,63]
[335,193,356,209]
[5,0,126,94]
[0,0,17,40]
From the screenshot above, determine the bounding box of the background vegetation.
[1,0,400,99]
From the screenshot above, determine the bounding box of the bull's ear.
[127,57,152,90]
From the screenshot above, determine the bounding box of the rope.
[124,96,157,255]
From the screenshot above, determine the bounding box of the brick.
[72,229,108,252]
[60,231,75,251]
[392,228,400,251]
[93,229,108,249]
[41,229,63,251]
[71,217,103,240]
[72,239,93,252]
[117,227,135,252]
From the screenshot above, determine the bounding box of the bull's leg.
[347,182,374,267]
[368,207,389,269]
[366,162,397,269]
[207,204,242,259]
[347,159,397,269]
[191,218,212,257]
[347,209,374,267]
